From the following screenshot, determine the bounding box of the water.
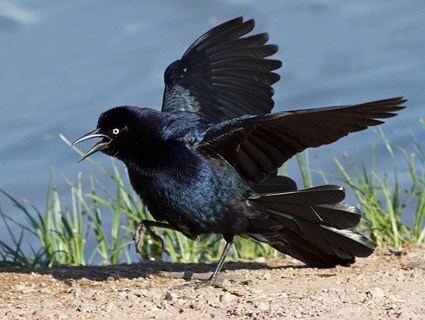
[0,1,424,223]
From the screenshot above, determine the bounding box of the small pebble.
[219,292,234,304]
[165,291,178,302]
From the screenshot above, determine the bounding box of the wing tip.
[360,96,407,120]
[227,16,244,25]
[386,96,407,106]
[374,96,407,107]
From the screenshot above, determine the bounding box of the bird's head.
[73,106,144,162]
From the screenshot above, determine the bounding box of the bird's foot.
[194,275,218,288]
[132,222,146,256]
[173,278,215,290]
[132,221,166,257]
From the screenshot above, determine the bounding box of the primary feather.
[162,17,281,120]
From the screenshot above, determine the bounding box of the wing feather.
[162,17,281,120]
[198,97,406,183]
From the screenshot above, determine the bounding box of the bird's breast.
[126,149,251,236]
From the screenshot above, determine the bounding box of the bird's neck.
[113,109,166,169]
[120,138,197,178]
[115,109,207,176]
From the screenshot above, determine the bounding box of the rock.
[251,288,263,295]
[231,306,244,316]
[164,291,178,302]
[219,292,234,304]
[256,300,269,311]
[13,284,32,294]
[150,289,164,301]
[367,287,385,300]
[14,284,27,292]
[220,279,231,288]
[38,287,51,294]
[125,292,139,301]
[189,300,204,311]
[171,298,186,309]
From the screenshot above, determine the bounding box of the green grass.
[295,126,425,247]
[0,127,424,268]
[0,136,278,268]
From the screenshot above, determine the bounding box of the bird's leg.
[200,236,234,286]
[133,220,178,255]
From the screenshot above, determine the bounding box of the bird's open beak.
[72,128,112,162]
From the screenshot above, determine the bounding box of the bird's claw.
[133,222,147,257]
[132,221,166,256]
[193,275,219,288]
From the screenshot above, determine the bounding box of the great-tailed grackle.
[73,17,405,285]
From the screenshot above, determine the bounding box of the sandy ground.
[0,249,424,320]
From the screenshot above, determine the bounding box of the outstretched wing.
[198,97,406,183]
[162,17,281,121]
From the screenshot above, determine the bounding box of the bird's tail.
[247,177,375,267]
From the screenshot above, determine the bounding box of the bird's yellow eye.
[112,128,120,135]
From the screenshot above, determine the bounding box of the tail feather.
[255,185,346,205]
[254,185,361,229]
[248,181,375,267]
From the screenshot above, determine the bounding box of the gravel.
[0,249,424,319]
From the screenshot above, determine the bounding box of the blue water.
[0,1,424,228]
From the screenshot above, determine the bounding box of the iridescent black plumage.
[162,17,281,120]
[74,17,406,284]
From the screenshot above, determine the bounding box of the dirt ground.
[0,249,424,320]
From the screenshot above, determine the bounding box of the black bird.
[73,17,405,284]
